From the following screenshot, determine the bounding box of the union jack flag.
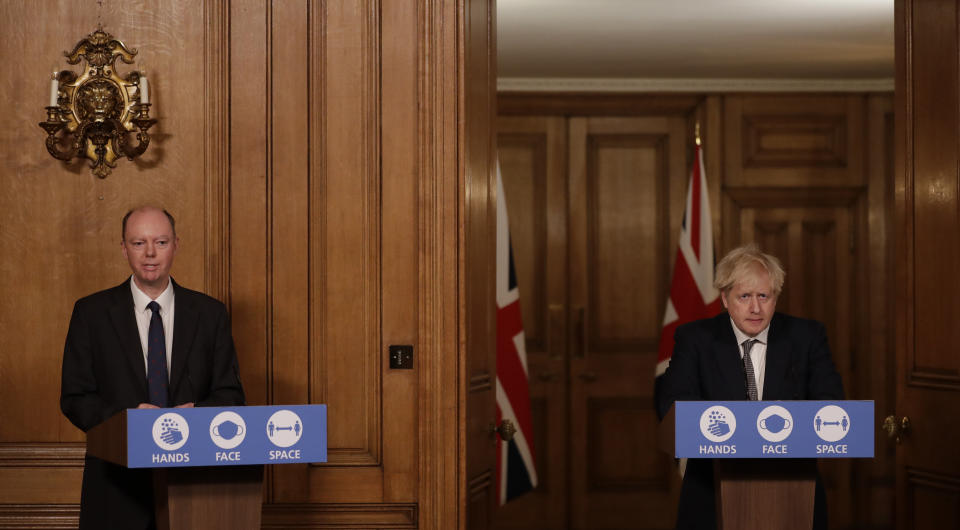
[495,163,538,504]
[656,142,722,381]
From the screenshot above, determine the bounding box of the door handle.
[491,419,517,442]
[882,415,910,444]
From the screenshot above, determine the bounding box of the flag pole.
[695,121,701,146]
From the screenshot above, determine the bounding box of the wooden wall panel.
[463,0,498,526]
[0,0,211,441]
[229,0,270,413]
[724,95,864,188]
[0,1,484,528]
[585,398,666,490]
[495,117,568,529]
[498,133,548,344]
[905,471,960,530]
[895,1,960,528]
[0,1,218,522]
[569,116,686,530]
[305,0,381,469]
[907,0,960,384]
[269,0,311,415]
[381,0,419,505]
[587,132,667,352]
[417,0,464,528]
[729,199,858,527]
[861,94,895,527]
[202,0,231,302]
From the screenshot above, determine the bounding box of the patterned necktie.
[146,301,169,407]
[742,339,759,401]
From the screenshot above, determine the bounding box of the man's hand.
[175,402,195,408]
[137,403,159,409]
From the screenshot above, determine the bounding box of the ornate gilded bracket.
[38,26,156,179]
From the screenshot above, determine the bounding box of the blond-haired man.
[657,244,843,530]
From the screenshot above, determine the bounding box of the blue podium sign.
[675,401,873,459]
[125,405,326,468]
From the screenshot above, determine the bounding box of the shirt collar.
[129,275,175,313]
[729,317,771,347]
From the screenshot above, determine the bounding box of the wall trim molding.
[262,503,417,528]
[0,505,78,530]
[0,503,418,530]
[0,443,84,467]
[203,0,231,303]
[498,77,895,94]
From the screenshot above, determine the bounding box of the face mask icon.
[759,413,791,434]
[756,405,794,442]
[209,412,247,449]
[213,420,244,440]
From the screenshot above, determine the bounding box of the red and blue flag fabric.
[495,163,538,505]
[656,142,722,385]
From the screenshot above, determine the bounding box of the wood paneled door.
[893,1,960,529]
[725,191,862,526]
[496,116,687,530]
[567,117,687,530]
[495,116,569,529]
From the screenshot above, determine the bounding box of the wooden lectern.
[659,405,816,530]
[86,410,264,530]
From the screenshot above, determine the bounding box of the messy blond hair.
[714,243,785,295]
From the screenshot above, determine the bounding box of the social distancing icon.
[267,410,303,448]
[814,405,850,442]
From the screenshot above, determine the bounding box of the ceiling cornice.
[497,77,895,93]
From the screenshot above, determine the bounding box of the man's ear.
[720,290,729,309]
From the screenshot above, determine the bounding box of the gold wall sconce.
[39,27,156,178]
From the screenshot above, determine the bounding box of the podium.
[86,405,327,530]
[659,400,873,530]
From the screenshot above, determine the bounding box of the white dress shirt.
[130,276,175,380]
[729,318,770,400]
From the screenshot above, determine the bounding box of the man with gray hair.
[657,243,844,530]
[60,206,245,529]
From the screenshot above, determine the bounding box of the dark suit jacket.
[60,279,245,530]
[656,312,844,530]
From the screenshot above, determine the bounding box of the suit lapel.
[762,313,792,400]
[169,281,198,401]
[711,315,748,399]
[108,282,149,398]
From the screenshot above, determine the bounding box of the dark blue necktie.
[146,301,169,407]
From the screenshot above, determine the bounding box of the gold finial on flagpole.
[695,122,701,146]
